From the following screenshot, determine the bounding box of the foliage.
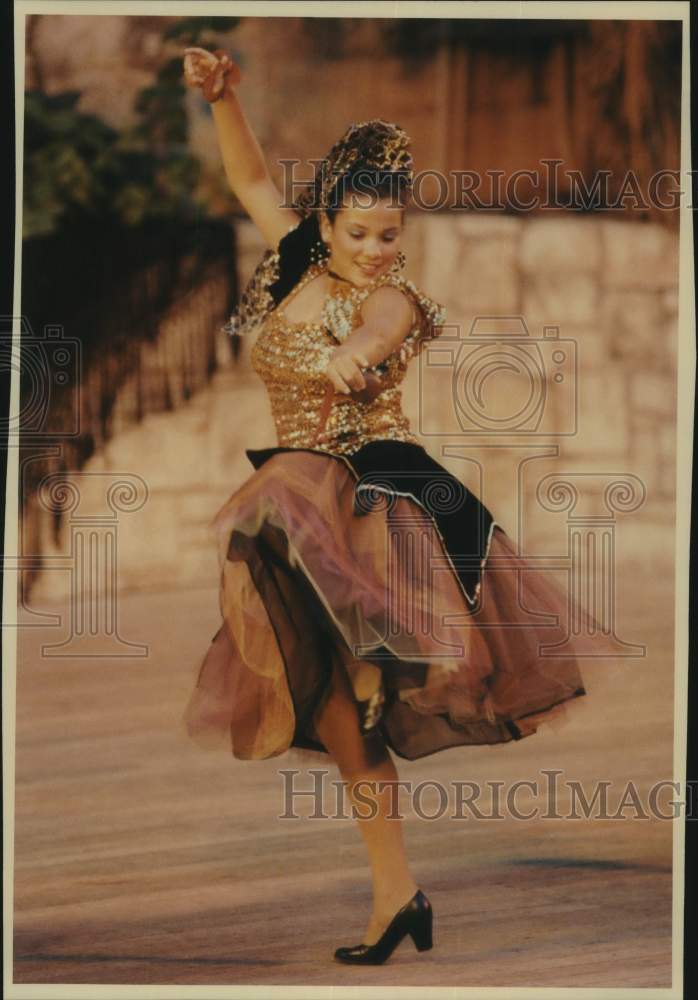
[22,90,201,234]
[163,16,238,45]
[23,16,239,237]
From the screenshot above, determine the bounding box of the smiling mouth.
[357,262,381,273]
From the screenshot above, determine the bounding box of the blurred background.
[18,13,682,601]
[12,13,685,990]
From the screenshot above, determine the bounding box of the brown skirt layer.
[184,449,600,761]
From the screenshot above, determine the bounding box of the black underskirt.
[246,440,496,608]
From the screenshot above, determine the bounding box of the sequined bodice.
[249,262,445,456]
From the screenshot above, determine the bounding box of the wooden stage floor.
[10,573,677,991]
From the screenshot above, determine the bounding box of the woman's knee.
[313,686,389,775]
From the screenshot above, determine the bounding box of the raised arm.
[183,47,301,250]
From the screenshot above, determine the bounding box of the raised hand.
[183,47,241,101]
[183,47,218,88]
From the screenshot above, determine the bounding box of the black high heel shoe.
[356,684,385,736]
[333,889,433,965]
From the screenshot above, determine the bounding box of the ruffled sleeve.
[321,291,359,345]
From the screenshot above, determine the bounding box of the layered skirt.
[184,441,601,761]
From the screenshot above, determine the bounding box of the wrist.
[202,50,241,103]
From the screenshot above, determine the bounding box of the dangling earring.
[391,250,407,272]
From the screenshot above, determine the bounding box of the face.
[319,193,404,287]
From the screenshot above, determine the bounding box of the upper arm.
[359,285,416,353]
[236,175,303,250]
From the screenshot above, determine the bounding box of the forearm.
[338,288,415,369]
[342,327,393,367]
[211,90,270,191]
[323,285,416,394]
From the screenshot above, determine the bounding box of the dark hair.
[324,164,412,221]
[268,163,410,305]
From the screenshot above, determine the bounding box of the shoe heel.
[409,911,433,951]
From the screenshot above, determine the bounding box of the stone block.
[601,219,679,290]
[454,233,521,314]
[602,290,666,366]
[421,219,520,315]
[628,371,678,421]
[453,213,523,240]
[419,215,463,304]
[565,369,629,458]
[519,217,602,273]
[522,272,598,326]
[562,324,609,369]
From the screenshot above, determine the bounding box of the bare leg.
[312,649,418,946]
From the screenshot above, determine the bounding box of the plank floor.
[11,571,676,990]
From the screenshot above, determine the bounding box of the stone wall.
[405,213,679,584]
[26,210,679,609]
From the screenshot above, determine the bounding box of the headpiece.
[224,119,414,355]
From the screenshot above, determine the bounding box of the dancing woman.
[181,47,597,966]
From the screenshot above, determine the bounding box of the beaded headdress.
[223,119,414,354]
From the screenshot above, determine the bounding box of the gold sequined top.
[249,260,447,456]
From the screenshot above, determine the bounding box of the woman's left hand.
[183,47,241,101]
[183,47,218,89]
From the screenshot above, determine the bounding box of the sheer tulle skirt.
[184,449,600,761]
